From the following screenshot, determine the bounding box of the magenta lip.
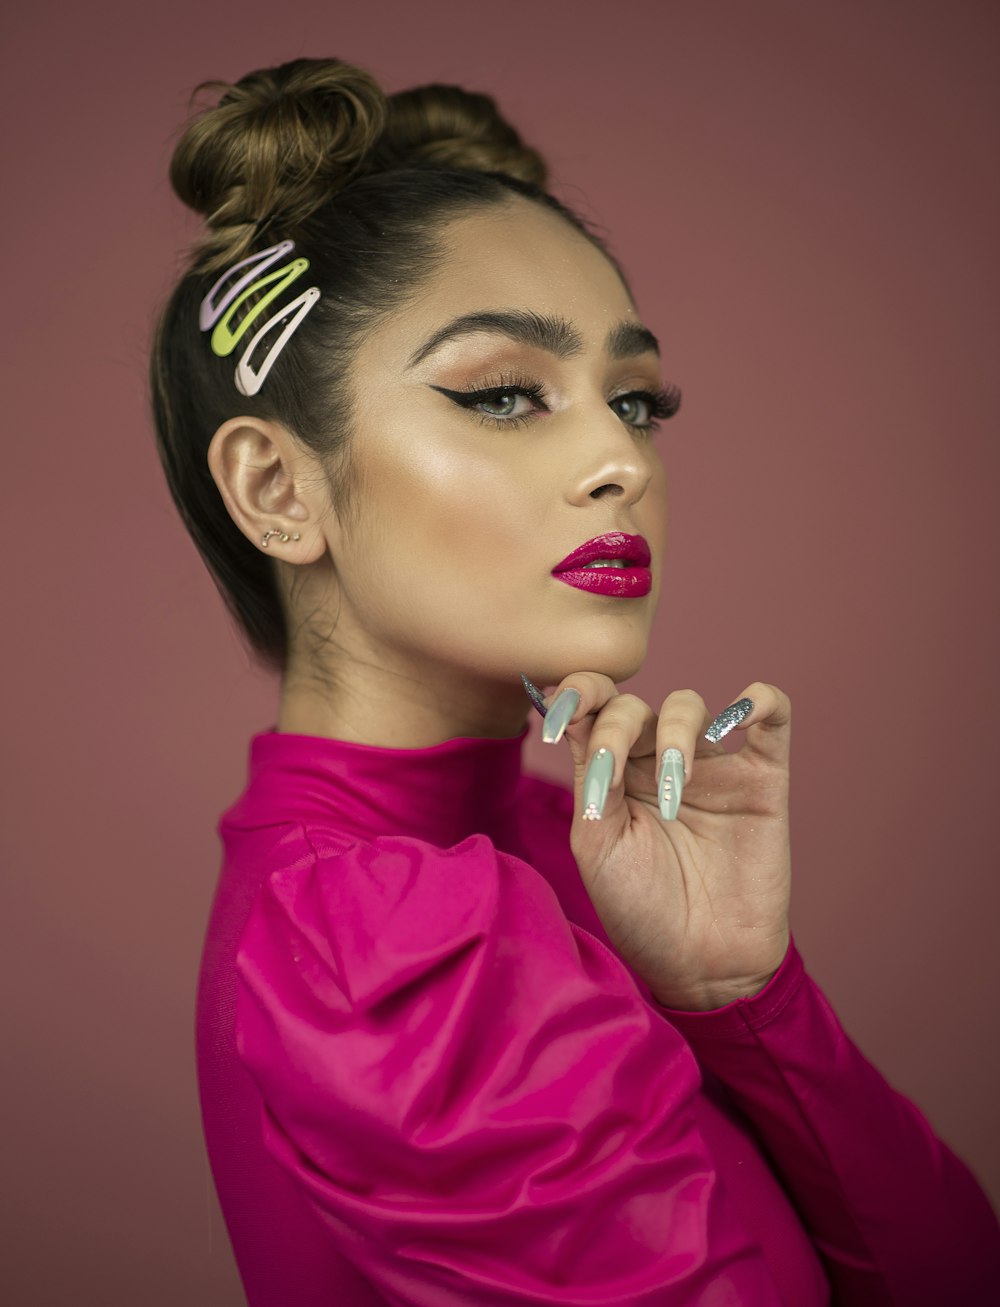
[551,532,653,598]
[554,566,652,597]
[552,531,651,573]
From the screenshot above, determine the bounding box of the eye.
[610,394,651,426]
[429,375,548,430]
[609,384,682,432]
[475,390,536,419]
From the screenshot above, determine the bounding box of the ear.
[206,417,337,563]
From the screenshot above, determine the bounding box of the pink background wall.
[4,1,997,1302]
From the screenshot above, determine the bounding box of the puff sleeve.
[235,830,792,1305]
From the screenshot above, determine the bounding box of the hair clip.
[198,240,321,396]
[209,257,309,357]
[199,241,295,331]
[235,287,321,397]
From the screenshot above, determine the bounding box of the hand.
[538,675,792,1011]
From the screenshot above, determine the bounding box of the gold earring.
[261,529,301,548]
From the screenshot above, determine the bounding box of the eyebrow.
[405,310,660,369]
[605,320,661,360]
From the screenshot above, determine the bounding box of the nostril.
[590,484,625,499]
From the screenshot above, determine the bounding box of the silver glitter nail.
[519,673,548,718]
[704,697,754,743]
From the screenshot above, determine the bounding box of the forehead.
[364,198,638,370]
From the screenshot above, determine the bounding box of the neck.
[277,656,534,747]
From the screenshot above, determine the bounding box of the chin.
[527,623,651,688]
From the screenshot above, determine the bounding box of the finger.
[581,692,660,788]
[655,688,715,789]
[702,681,792,769]
[576,692,659,822]
[538,671,621,745]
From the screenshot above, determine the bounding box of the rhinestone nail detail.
[581,747,614,820]
[657,747,684,821]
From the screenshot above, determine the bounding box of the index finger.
[521,670,621,743]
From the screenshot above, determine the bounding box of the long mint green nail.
[542,688,580,743]
[705,697,754,743]
[657,748,684,821]
[582,747,614,820]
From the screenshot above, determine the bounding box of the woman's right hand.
[538,673,794,1011]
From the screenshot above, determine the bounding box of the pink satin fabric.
[196,725,1000,1304]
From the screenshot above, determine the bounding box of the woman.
[152,57,999,1305]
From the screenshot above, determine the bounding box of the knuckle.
[559,671,616,705]
[659,687,706,716]
[746,681,791,718]
[583,725,616,755]
[590,694,644,729]
[609,692,650,716]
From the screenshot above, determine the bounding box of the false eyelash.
[432,372,683,432]
[596,381,683,433]
[645,382,682,422]
[430,372,548,430]
[449,371,547,405]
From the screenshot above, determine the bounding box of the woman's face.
[311,197,671,720]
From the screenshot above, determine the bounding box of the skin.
[208,196,792,1010]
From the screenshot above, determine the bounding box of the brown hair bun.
[170,58,388,270]
[383,84,547,187]
[170,58,549,272]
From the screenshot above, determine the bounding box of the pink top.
[197,725,1000,1305]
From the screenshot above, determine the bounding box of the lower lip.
[552,567,652,597]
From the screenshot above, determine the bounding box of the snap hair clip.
[198,241,321,397]
[199,241,296,331]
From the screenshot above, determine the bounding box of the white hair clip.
[234,287,321,397]
[198,240,320,396]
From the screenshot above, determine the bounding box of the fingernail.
[542,688,581,743]
[657,748,684,821]
[582,747,614,820]
[519,673,548,719]
[704,697,754,743]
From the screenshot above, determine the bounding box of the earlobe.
[206,417,330,562]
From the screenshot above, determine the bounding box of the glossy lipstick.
[552,531,652,597]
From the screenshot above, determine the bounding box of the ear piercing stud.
[261,529,301,547]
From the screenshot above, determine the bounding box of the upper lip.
[552,532,651,573]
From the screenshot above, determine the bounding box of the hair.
[151,57,621,675]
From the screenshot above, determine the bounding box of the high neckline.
[238,723,531,848]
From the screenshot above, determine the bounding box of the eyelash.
[434,371,682,433]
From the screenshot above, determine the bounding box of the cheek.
[343,441,544,651]
[368,432,539,565]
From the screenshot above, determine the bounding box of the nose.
[564,404,656,507]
